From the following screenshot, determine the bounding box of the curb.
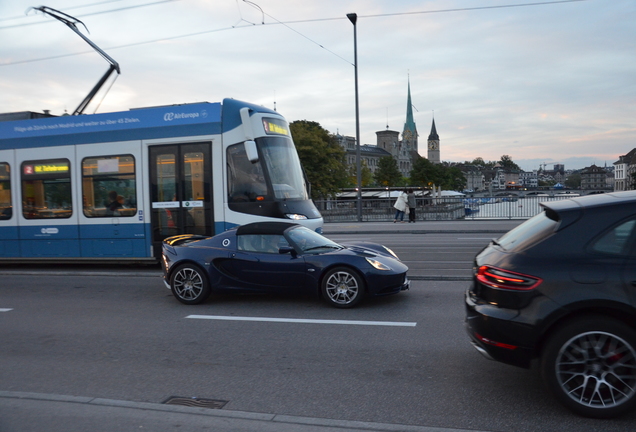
[0,391,485,432]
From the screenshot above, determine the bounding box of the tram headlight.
[285,213,308,220]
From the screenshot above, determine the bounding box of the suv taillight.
[476,265,542,291]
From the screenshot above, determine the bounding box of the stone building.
[336,134,391,174]
[580,164,609,190]
[614,148,636,191]
[337,78,440,179]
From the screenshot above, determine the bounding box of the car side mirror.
[279,246,297,258]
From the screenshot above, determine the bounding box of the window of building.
[82,155,136,217]
[0,162,11,220]
[21,159,72,219]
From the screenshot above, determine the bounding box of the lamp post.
[347,12,362,222]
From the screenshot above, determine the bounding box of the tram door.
[149,143,213,257]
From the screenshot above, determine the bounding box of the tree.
[290,120,348,199]
[374,156,403,187]
[499,155,521,171]
[410,156,466,191]
[443,166,467,191]
[467,157,495,170]
[564,173,581,189]
[348,160,373,188]
[410,156,441,187]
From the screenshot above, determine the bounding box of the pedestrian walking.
[407,189,417,223]
[393,189,408,223]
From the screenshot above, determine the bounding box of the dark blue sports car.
[161,222,409,308]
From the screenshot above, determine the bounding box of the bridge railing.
[313,195,578,222]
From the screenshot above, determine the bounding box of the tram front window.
[227,144,270,203]
[259,136,308,201]
[227,137,307,203]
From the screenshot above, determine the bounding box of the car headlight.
[366,257,391,271]
[285,213,308,220]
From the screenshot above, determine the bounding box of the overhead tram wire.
[357,0,588,19]
[0,24,242,67]
[0,0,124,22]
[1,0,589,67]
[0,0,179,29]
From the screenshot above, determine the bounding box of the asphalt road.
[2,249,635,431]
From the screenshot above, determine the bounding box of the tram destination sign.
[23,162,70,175]
[262,117,289,136]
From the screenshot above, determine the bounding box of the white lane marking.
[186,315,416,327]
[0,308,13,312]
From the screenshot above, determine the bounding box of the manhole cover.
[163,396,228,409]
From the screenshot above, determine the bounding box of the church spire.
[404,78,417,134]
[428,118,439,140]
[402,76,418,155]
[427,114,440,164]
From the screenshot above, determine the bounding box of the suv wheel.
[541,316,636,418]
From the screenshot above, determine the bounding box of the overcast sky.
[2,0,634,171]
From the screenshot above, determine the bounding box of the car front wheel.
[170,264,211,305]
[541,316,636,418]
[321,267,365,308]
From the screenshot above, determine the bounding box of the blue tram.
[0,99,322,261]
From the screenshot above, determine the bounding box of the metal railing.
[314,195,576,222]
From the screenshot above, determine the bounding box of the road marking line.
[186,315,416,327]
[0,308,13,312]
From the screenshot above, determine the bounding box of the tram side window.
[21,159,72,219]
[0,163,11,220]
[82,155,136,217]
[227,144,269,203]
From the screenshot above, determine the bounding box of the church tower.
[427,117,440,164]
[402,78,418,155]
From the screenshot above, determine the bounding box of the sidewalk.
[0,391,486,432]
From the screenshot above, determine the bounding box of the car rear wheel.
[170,264,211,305]
[321,267,365,308]
[541,316,636,418]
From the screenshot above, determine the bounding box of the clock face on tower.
[403,130,412,140]
[428,141,438,150]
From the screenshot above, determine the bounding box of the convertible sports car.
[161,222,409,308]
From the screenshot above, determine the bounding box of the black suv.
[465,191,636,418]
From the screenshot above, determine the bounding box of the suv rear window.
[590,219,636,256]
[495,211,558,251]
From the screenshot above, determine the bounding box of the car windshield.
[287,226,342,254]
[495,210,558,251]
[258,136,308,200]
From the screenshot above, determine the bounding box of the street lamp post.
[347,12,362,222]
